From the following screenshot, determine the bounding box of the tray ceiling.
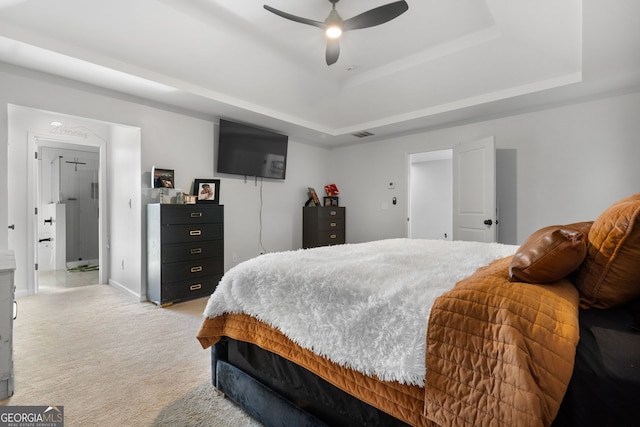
[0,0,639,146]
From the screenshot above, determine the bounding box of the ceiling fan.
[263,0,409,66]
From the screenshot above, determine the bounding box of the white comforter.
[203,238,518,386]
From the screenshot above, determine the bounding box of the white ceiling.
[0,0,639,147]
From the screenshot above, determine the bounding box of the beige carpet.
[0,284,262,427]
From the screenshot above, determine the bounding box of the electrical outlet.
[232,253,238,263]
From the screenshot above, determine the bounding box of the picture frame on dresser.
[151,166,175,189]
[194,179,220,204]
[307,187,321,206]
[324,196,339,206]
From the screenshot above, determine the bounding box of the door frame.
[27,132,108,294]
[406,137,497,242]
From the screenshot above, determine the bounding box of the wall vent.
[352,131,374,138]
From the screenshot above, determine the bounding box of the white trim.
[108,279,142,301]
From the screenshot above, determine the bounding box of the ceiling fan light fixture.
[264,0,409,65]
[325,9,343,38]
[326,26,342,38]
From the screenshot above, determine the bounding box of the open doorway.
[407,149,453,240]
[407,139,517,244]
[36,141,100,293]
[8,105,144,300]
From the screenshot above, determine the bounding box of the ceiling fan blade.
[326,38,340,66]
[263,5,326,30]
[343,0,409,31]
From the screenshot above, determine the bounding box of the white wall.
[0,63,331,298]
[3,61,640,299]
[332,90,640,244]
[217,139,331,264]
[108,125,142,298]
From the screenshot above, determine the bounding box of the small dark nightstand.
[302,206,345,248]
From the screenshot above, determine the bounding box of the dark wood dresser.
[302,206,345,248]
[147,204,224,306]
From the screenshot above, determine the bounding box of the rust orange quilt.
[197,256,580,427]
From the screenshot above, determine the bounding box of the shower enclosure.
[38,145,99,272]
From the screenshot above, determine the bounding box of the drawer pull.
[190,248,203,254]
[190,266,203,273]
[330,222,337,227]
[190,212,203,218]
[189,283,202,291]
[330,210,337,216]
[189,230,202,236]
[330,234,337,239]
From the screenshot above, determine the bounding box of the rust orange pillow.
[575,193,640,308]
[509,223,590,284]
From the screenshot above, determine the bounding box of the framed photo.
[193,179,220,204]
[324,196,339,207]
[152,166,174,189]
[308,187,320,206]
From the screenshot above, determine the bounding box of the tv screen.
[217,119,288,180]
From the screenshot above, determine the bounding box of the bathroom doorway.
[36,141,100,292]
[8,104,143,299]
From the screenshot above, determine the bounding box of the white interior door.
[452,136,496,242]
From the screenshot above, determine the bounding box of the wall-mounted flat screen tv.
[217,119,288,180]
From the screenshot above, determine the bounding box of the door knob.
[8,224,15,230]
[483,219,493,226]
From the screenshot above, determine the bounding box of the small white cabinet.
[0,250,16,400]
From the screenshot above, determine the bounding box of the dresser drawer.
[160,204,223,225]
[315,230,345,246]
[161,257,224,283]
[160,275,220,304]
[161,240,223,263]
[316,208,344,220]
[317,218,344,232]
[161,223,223,244]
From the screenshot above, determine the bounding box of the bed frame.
[551,300,640,427]
[210,300,640,427]
[212,338,411,427]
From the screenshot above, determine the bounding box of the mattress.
[198,246,581,426]
[552,300,640,426]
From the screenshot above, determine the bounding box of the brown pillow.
[509,223,589,284]
[565,221,594,242]
[574,193,640,309]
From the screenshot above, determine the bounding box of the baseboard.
[107,279,142,301]
[15,289,29,298]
